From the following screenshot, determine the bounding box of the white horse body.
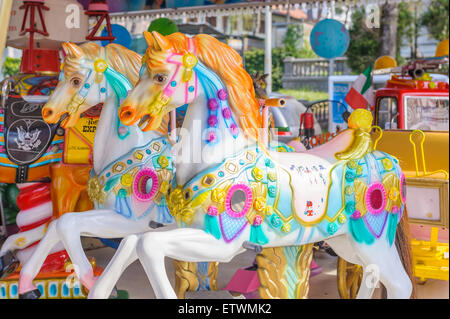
[88,32,413,300]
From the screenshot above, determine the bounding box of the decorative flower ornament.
[94,59,108,73]
[182,53,198,82]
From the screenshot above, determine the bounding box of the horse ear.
[62,42,83,58]
[143,31,155,48]
[150,31,171,51]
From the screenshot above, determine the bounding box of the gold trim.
[406,177,449,228]
[409,130,449,179]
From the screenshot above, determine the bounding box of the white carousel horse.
[89,32,414,299]
[5,42,176,298]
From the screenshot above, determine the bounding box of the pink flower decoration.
[351,211,361,219]
[207,205,218,216]
[208,115,218,127]
[253,215,263,226]
[206,130,217,142]
[208,99,218,111]
[217,89,228,101]
[222,108,232,119]
[391,205,400,214]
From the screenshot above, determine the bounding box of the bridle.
[140,37,240,144]
[59,47,132,139]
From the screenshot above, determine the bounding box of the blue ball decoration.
[310,19,350,59]
[101,24,132,49]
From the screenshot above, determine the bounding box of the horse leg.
[55,210,149,290]
[18,220,60,296]
[326,234,379,299]
[350,241,412,299]
[88,234,140,299]
[135,228,247,299]
[0,224,47,256]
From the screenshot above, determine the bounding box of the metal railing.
[282,57,351,91]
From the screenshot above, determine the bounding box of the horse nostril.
[42,108,53,119]
[120,106,136,124]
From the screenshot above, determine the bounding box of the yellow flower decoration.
[253,196,266,212]
[281,223,291,233]
[86,176,107,204]
[252,167,264,181]
[121,173,133,187]
[167,187,195,225]
[211,187,226,204]
[382,158,393,171]
[338,214,347,224]
[388,187,399,201]
[94,59,108,73]
[158,156,169,168]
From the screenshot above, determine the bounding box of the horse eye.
[154,74,167,83]
[71,77,82,87]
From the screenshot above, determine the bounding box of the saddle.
[297,129,354,163]
[1,91,61,183]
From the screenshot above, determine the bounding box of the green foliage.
[420,0,449,41]
[397,2,415,63]
[245,47,287,91]
[297,39,318,59]
[278,88,329,102]
[244,42,318,92]
[2,57,21,77]
[345,9,380,74]
[283,24,304,57]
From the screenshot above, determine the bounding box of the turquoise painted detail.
[387,212,399,246]
[283,246,301,299]
[349,217,375,245]
[104,175,120,192]
[205,214,221,240]
[250,224,269,245]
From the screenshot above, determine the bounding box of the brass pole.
[0,0,13,67]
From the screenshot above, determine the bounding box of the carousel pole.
[255,3,314,300]
[264,5,272,94]
[0,0,13,63]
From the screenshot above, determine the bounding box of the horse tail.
[394,206,416,298]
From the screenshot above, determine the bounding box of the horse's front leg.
[136,228,248,299]
[88,233,140,299]
[53,209,150,290]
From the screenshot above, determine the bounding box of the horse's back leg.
[136,228,247,299]
[348,240,412,299]
[19,220,60,295]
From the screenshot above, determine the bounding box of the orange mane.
[144,32,262,140]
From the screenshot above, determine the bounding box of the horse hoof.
[0,251,20,279]
[19,289,41,299]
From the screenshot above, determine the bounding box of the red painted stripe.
[19,217,51,232]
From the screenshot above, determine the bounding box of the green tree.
[2,57,21,77]
[244,47,288,91]
[283,24,303,57]
[420,0,449,41]
[345,9,380,74]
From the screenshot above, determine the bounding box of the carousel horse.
[88,32,414,299]
[13,42,177,299]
